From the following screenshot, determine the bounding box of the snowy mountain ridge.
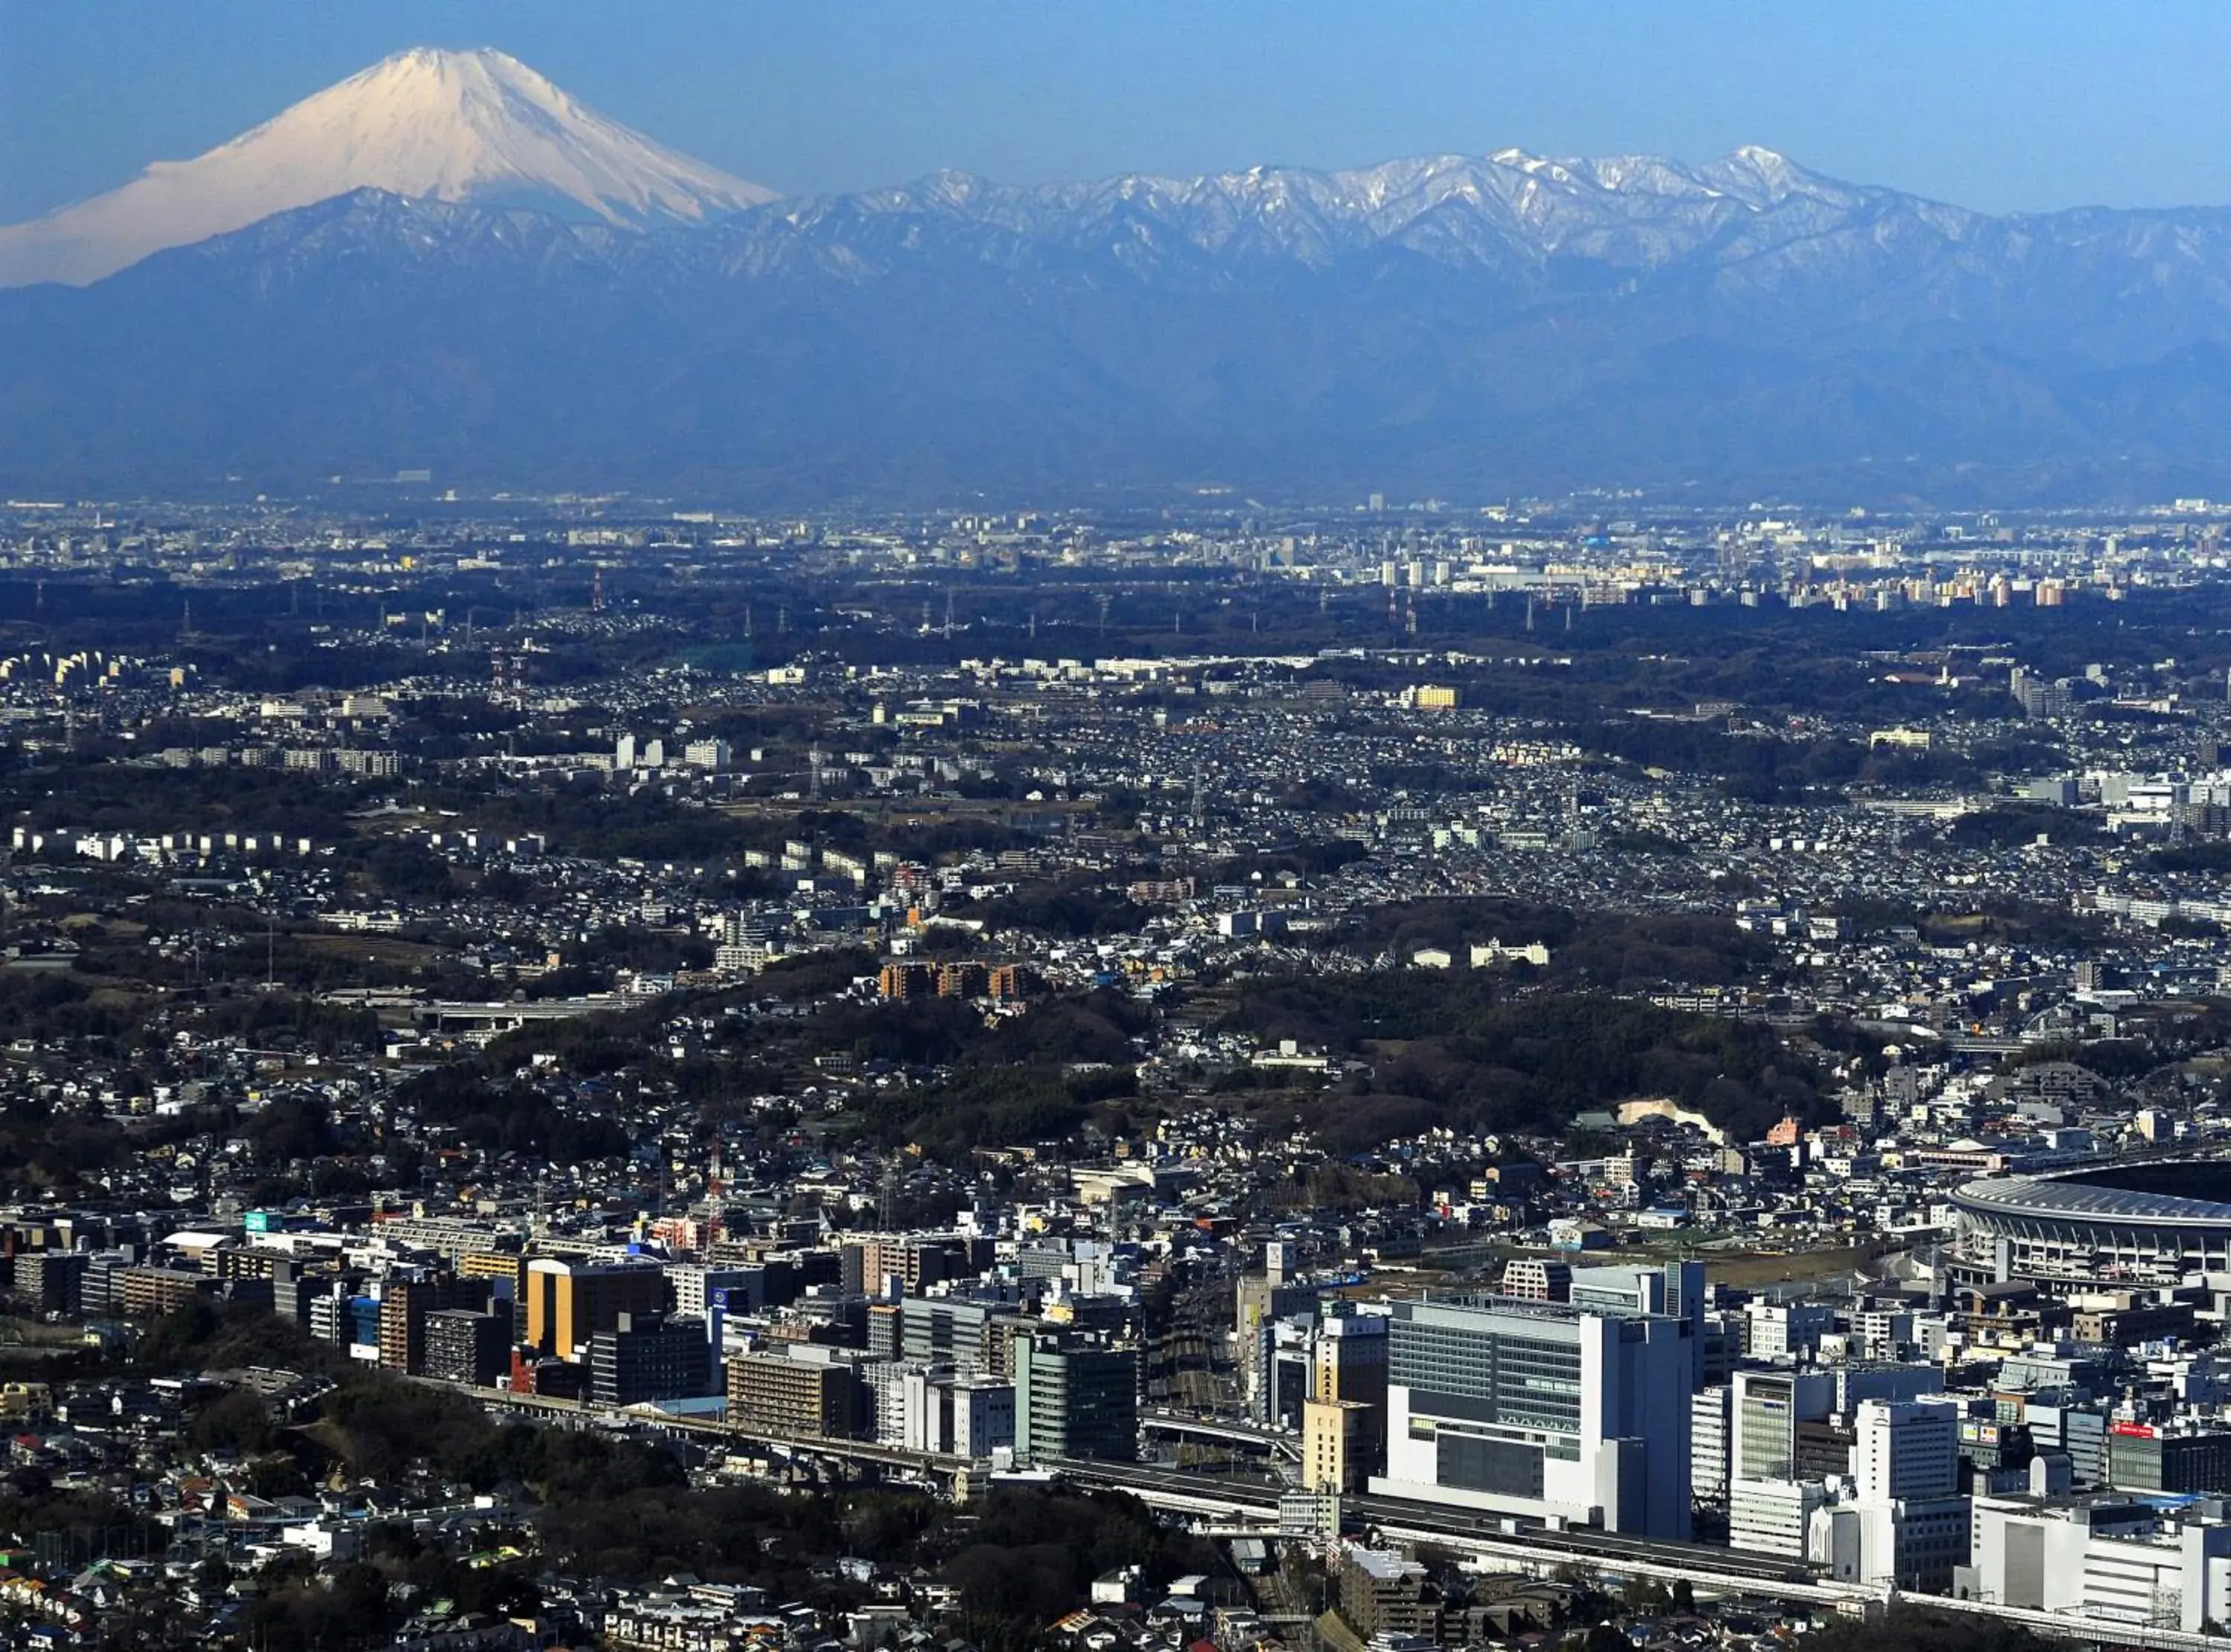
[16,48,2231,503]
[0,43,1958,291]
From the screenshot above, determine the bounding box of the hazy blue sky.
[5,1,2231,223]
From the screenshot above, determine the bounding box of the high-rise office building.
[1311,1307,1390,1482]
[1237,1250,1326,1425]
[666,1264,757,1320]
[1304,1397,1377,1494]
[524,1259,667,1360]
[1014,1334,1137,1462]
[1813,1398,1969,1590]
[587,1312,716,1406]
[1313,1308,1389,1406]
[1731,1476,1831,1561]
[1733,1369,1837,1483]
[1856,1398,1960,1503]
[898,1295,1031,1378]
[1570,1259,1707,1390]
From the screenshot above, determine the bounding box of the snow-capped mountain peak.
[0,45,776,287]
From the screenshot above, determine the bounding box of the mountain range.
[7,47,2231,505]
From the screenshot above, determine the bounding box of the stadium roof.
[1957,1168,2231,1228]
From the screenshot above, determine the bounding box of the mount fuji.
[0,47,773,287]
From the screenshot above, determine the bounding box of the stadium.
[1951,1158,2231,1288]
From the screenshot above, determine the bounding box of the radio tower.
[591,567,607,613]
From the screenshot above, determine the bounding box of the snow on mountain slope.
[0,46,775,287]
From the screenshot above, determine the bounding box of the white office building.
[1692,1386,1731,1503]
[1731,1477,1830,1560]
[1368,1294,1696,1538]
[1856,1398,1960,1503]
[901,1366,1016,1457]
[1732,1369,1835,1482]
[1812,1493,1971,1593]
[1963,1494,2231,1633]
[1745,1300,1835,1360]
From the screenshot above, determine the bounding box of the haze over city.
[12,10,2231,1652]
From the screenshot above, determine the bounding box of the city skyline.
[16,10,2231,1651]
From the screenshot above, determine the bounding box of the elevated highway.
[418,1377,2230,1649]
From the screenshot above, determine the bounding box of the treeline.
[1942,804,2104,848]
[1806,1610,2047,1652]
[1568,717,2064,801]
[849,996,1150,1157]
[956,877,1150,938]
[859,1065,1114,1160]
[0,757,366,839]
[1344,897,1775,990]
[393,1065,633,1163]
[1226,977,1823,1145]
[403,775,750,862]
